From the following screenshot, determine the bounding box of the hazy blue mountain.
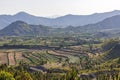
[0,10,120,29]
[58,10,120,26]
[83,15,120,31]
[0,12,51,29]
[61,15,120,34]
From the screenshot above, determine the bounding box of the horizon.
[0,0,120,17]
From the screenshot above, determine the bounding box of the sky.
[0,0,120,17]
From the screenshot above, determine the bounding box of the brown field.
[0,51,8,65]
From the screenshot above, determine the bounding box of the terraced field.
[0,50,26,66]
[0,47,91,70]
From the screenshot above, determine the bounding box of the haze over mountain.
[1,15,120,36]
[0,10,120,29]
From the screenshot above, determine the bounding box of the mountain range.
[1,14,120,36]
[0,10,120,29]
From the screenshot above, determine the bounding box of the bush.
[0,71,15,80]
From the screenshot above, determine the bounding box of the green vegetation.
[0,71,15,80]
[0,36,119,80]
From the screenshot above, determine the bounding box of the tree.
[0,71,15,80]
[66,68,78,80]
[65,58,69,65]
[15,71,33,80]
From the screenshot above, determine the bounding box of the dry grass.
[43,62,70,70]
[8,52,15,65]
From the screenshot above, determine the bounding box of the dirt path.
[48,50,67,56]
[8,52,16,66]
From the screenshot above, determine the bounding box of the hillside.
[0,21,52,36]
[103,42,120,60]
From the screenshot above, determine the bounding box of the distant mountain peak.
[14,11,31,16]
[66,14,73,16]
[8,21,28,29]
